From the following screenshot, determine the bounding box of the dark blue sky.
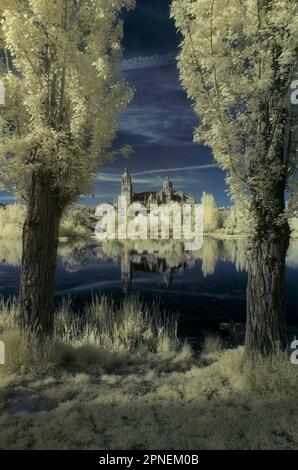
[0,0,229,206]
[90,0,229,207]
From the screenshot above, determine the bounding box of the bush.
[0,203,94,241]
[0,204,26,239]
[60,204,95,238]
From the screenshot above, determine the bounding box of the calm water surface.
[0,237,297,341]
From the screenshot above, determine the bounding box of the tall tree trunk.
[20,170,63,336]
[245,223,290,358]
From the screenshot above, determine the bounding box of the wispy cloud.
[132,165,217,176]
[96,164,217,188]
[97,164,216,180]
[121,54,175,72]
[96,173,166,187]
[118,60,197,147]
[96,174,121,183]
[118,101,195,146]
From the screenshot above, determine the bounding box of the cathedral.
[119,168,195,208]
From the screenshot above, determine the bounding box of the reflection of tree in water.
[287,239,298,269]
[198,237,221,276]
[0,237,297,289]
[58,240,99,272]
[221,238,248,273]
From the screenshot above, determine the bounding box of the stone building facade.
[119,168,195,208]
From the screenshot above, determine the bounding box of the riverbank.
[1,203,298,241]
[0,297,297,450]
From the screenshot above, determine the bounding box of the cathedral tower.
[121,168,132,205]
[163,176,173,203]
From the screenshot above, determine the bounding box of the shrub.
[0,204,26,239]
[0,203,94,241]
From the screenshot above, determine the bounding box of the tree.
[201,192,219,232]
[172,0,298,357]
[0,0,135,335]
[224,201,250,235]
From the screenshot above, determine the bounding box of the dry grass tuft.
[200,334,223,365]
[0,295,181,374]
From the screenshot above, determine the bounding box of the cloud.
[132,165,217,176]
[97,164,216,181]
[121,54,176,72]
[96,172,166,187]
[96,164,217,189]
[118,103,194,146]
[118,59,197,147]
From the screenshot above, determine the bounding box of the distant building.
[118,168,195,208]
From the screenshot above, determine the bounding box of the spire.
[121,166,132,204]
[123,167,130,180]
[122,167,131,182]
[163,175,173,202]
[163,176,172,190]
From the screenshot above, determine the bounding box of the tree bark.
[20,170,63,336]
[245,224,290,358]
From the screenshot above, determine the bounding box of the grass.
[0,297,298,450]
[0,296,181,372]
[200,334,223,364]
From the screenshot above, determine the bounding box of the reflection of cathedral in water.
[120,248,194,292]
[121,250,133,292]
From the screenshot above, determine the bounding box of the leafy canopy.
[0,0,135,203]
[172,0,298,220]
